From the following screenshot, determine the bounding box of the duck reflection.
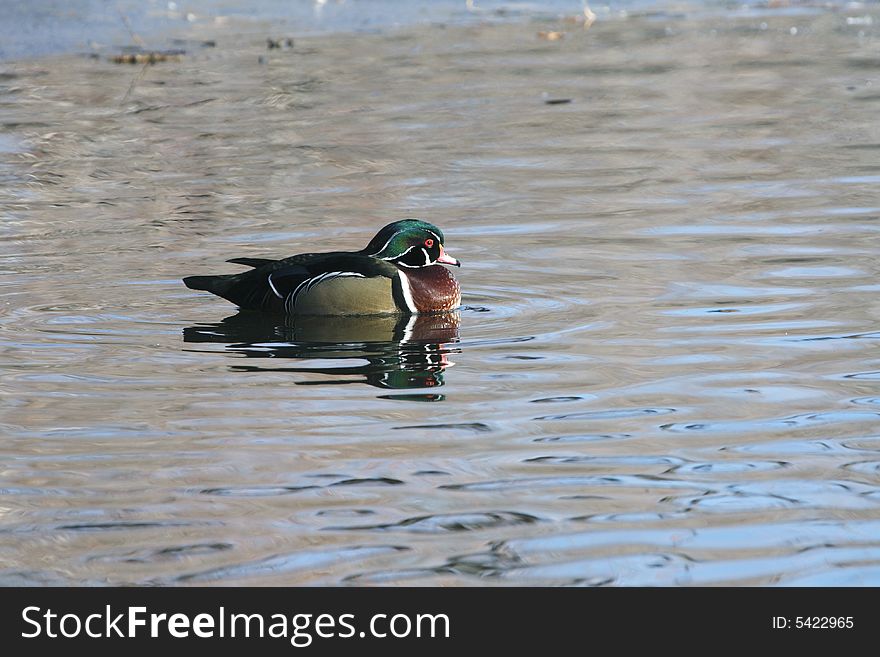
[183,312,460,392]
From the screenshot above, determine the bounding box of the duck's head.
[363,219,461,269]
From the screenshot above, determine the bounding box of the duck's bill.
[437,249,461,267]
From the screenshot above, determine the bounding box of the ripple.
[441,475,701,492]
[533,433,632,443]
[199,477,403,497]
[496,553,685,585]
[660,410,880,434]
[331,477,405,487]
[56,520,199,532]
[645,224,834,236]
[178,545,408,583]
[87,543,234,565]
[721,439,851,455]
[662,302,804,317]
[525,455,685,466]
[534,407,677,422]
[499,519,880,557]
[668,460,788,474]
[342,568,451,584]
[676,492,795,511]
[324,511,541,533]
[393,422,492,432]
[670,481,879,512]
[577,511,688,523]
[0,486,86,497]
[315,509,375,517]
[0,570,77,586]
[680,548,880,586]
[850,396,880,407]
[438,549,524,577]
[660,319,838,334]
[766,266,863,278]
[200,485,320,497]
[842,371,880,380]
[691,280,821,298]
[791,330,880,343]
[842,461,880,475]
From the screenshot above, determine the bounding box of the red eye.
[424,238,434,248]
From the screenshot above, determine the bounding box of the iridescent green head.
[363,219,460,268]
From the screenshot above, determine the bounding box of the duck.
[183,219,461,315]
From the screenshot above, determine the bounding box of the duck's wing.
[184,255,305,312]
[267,254,401,314]
[184,253,398,313]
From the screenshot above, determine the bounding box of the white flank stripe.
[268,275,284,299]
[288,278,311,311]
[396,269,418,314]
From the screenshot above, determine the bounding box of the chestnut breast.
[402,265,461,313]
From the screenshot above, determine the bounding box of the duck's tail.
[182,273,236,296]
[183,256,281,300]
[183,268,283,312]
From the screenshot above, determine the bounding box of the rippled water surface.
[3,4,880,585]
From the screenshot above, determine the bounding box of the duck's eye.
[424,238,434,248]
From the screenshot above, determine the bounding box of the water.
[2,3,880,585]
[0,0,668,61]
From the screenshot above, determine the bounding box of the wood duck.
[183,219,461,315]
